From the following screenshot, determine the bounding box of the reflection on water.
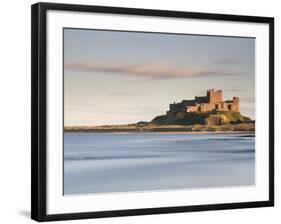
[64,133,255,195]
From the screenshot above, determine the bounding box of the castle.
[167,89,240,114]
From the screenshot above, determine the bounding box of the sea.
[64,132,255,195]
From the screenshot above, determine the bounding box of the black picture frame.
[31,2,274,222]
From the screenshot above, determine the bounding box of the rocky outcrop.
[205,114,228,126]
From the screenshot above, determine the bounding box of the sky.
[64,28,255,126]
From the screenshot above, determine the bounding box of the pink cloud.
[65,61,242,79]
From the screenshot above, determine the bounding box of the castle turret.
[232,97,240,112]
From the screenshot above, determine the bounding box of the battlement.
[167,89,239,114]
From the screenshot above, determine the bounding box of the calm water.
[64,133,255,195]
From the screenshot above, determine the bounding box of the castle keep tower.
[207,89,223,104]
[167,89,240,114]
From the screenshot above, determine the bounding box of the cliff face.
[151,111,252,126]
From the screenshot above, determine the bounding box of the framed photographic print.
[31,2,274,222]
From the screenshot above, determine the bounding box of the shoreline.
[64,130,255,135]
[64,123,255,134]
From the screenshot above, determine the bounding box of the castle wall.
[221,102,229,111]
[186,105,199,112]
[169,103,183,113]
[186,100,239,113]
[168,100,195,114]
[182,100,196,106]
[195,96,208,103]
[200,103,215,112]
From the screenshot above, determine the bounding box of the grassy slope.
[151,111,252,125]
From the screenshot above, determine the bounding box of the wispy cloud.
[65,61,243,79]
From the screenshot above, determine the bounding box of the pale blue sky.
[64,28,255,126]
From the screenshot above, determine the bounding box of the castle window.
[215,104,219,110]
[198,106,201,112]
[228,105,232,110]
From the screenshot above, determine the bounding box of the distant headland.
[65,89,254,133]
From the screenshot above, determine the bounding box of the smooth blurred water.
[64,133,255,195]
